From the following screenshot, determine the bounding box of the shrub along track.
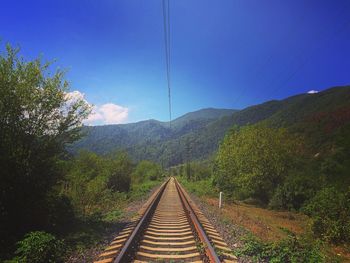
[94,177,237,263]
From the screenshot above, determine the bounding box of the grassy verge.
[128,180,162,201]
[2,179,164,263]
[63,179,162,261]
[204,197,309,242]
[234,232,332,263]
[177,176,218,197]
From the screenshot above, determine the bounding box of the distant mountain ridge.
[71,108,238,164]
[70,86,350,166]
[168,108,238,127]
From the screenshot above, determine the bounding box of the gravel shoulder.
[188,193,250,262]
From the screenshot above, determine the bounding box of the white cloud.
[86,103,129,125]
[65,91,129,125]
[307,90,319,94]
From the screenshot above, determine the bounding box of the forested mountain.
[70,108,237,165]
[70,86,350,166]
[169,108,238,128]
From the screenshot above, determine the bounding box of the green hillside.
[70,108,238,165]
[169,108,237,128]
[70,86,350,166]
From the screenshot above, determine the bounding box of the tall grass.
[177,176,218,197]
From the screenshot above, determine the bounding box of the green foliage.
[235,233,327,263]
[174,160,218,197]
[177,177,217,197]
[129,180,161,201]
[14,231,65,263]
[44,193,75,231]
[0,44,89,254]
[132,160,162,184]
[71,109,237,167]
[184,161,211,181]
[213,114,350,245]
[107,152,133,192]
[321,123,350,187]
[62,151,131,217]
[103,209,123,223]
[57,158,162,257]
[302,187,350,243]
[214,125,301,203]
[185,162,192,181]
[269,171,319,210]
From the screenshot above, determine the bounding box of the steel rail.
[175,178,221,263]
[113,178,170,263]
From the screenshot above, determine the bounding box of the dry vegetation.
[205,197,309,242]
[203,196,350,262]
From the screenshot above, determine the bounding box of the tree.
[132,160,162,184]
[0,44,90,250]
[303,187,350,243]
[214,125,302,203]
[63,151,105,216]
[107,152,133,192]
[62,151,133,216]
[182,161,211,182]
[185,162,192,181]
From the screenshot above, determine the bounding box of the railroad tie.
[94,178,237,262]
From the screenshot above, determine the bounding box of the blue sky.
[1,0,350,124]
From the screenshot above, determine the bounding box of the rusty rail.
[94,177,233,263]
[113,178,170,263]
[175,178,221,263]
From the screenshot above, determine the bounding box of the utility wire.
[162,0,172,128]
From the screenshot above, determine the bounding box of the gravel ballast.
[188,193,253,263]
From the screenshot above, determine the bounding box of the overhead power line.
[162,0,172,128]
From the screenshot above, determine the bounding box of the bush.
[235,233,326,263]
[45,194,75,231]
[14,231,65,263]
[62,151,132,217]
[302,187,350,243]
[129,180,161,200]
[183,161,212,182]
[214,125,302,203]
[178,177,217,197]
[103,209,123,223]
[107,152,133,192]
[269,173,318,210]
[132,160,162,184]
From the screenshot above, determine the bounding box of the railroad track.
[94,177,237,263]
